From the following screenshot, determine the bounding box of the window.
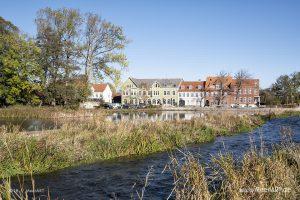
[189,85,193,89]
[164,91,166,95]
[195,93,199,97]
[240,97,243,103]
[238,89,242,94]
[167,91,170,95]
[179,93,181,97]
[244,89,247,94]
[248,97,252,103]
[198,85,202,89]
[191,93,194,97]
[216,84,220,89]
[143,91,146,95]
[148,91,151,95]
[167,99,171,104]
[173,91,175,95]
[182,93,185,97]
[187,93,189,97]
[248,88,252,94]
[243,97,247,103]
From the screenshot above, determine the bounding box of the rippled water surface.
[13,116,300,199]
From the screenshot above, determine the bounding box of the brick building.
[204,76,260,107]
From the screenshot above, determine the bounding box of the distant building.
[178,81,206,106]
[120,76,260,108]
[89,83,112,103]
[82,83,112,109]
[121,77,183,106]
[204,76,260,107]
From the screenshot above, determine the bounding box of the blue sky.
[1,0,300,88]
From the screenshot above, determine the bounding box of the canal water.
[0,111,205,132]
[105,111,205,122]
[0,118,59,132]
[11,116,300,200]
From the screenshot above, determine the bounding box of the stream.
[9,116,300,199]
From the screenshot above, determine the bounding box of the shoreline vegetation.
[0,107,299,199]
[0,107,299,179]
[170,131,299,200]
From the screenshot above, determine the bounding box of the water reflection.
[106,111,205,122]
[0,118,59,132]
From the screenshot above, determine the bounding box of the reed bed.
[0,111,299,199]
[0,106,107,119]
[0,113,264,178]
[169,127,299,200]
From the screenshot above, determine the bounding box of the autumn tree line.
[0,8,128,108]
[260,72,300,106]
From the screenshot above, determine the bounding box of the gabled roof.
[205,76,233,88]
[92,84,108,92]
[179,81,205,92]
[130,77,183,88]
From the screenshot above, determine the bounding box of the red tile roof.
[179,81,205,92]
[92,84,107,92]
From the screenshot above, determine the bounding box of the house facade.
[121,77,183,106]
[178,81,206,106]
[120,76,260,108]
[204,76,260,107]
[89,83,112,103]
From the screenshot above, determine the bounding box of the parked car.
[110,103,122,109]
[102,103,111,109]
[121,104,130,109]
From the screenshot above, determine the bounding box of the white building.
[178,81,205,107]
[89,83,112,103]
[82,83,112,109]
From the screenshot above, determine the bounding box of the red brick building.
[204,76,260,107]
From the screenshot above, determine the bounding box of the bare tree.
[213,71,232,106]
[234,69,252,105]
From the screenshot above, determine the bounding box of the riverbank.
[0,110,299,179]
[172,139,299,199]
[0,112,269,178]
[0,105,299,119]
[1,115,299,199]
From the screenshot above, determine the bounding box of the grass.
[169,128,300,200]
[0,108,298,199]
[0,112,265,178]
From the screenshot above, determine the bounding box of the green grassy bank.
[0,107,299,178]
[0,112,266,178]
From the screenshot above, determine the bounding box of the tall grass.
[0,113,264,178]
[0,111,298,199]
[169,128,299,200]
